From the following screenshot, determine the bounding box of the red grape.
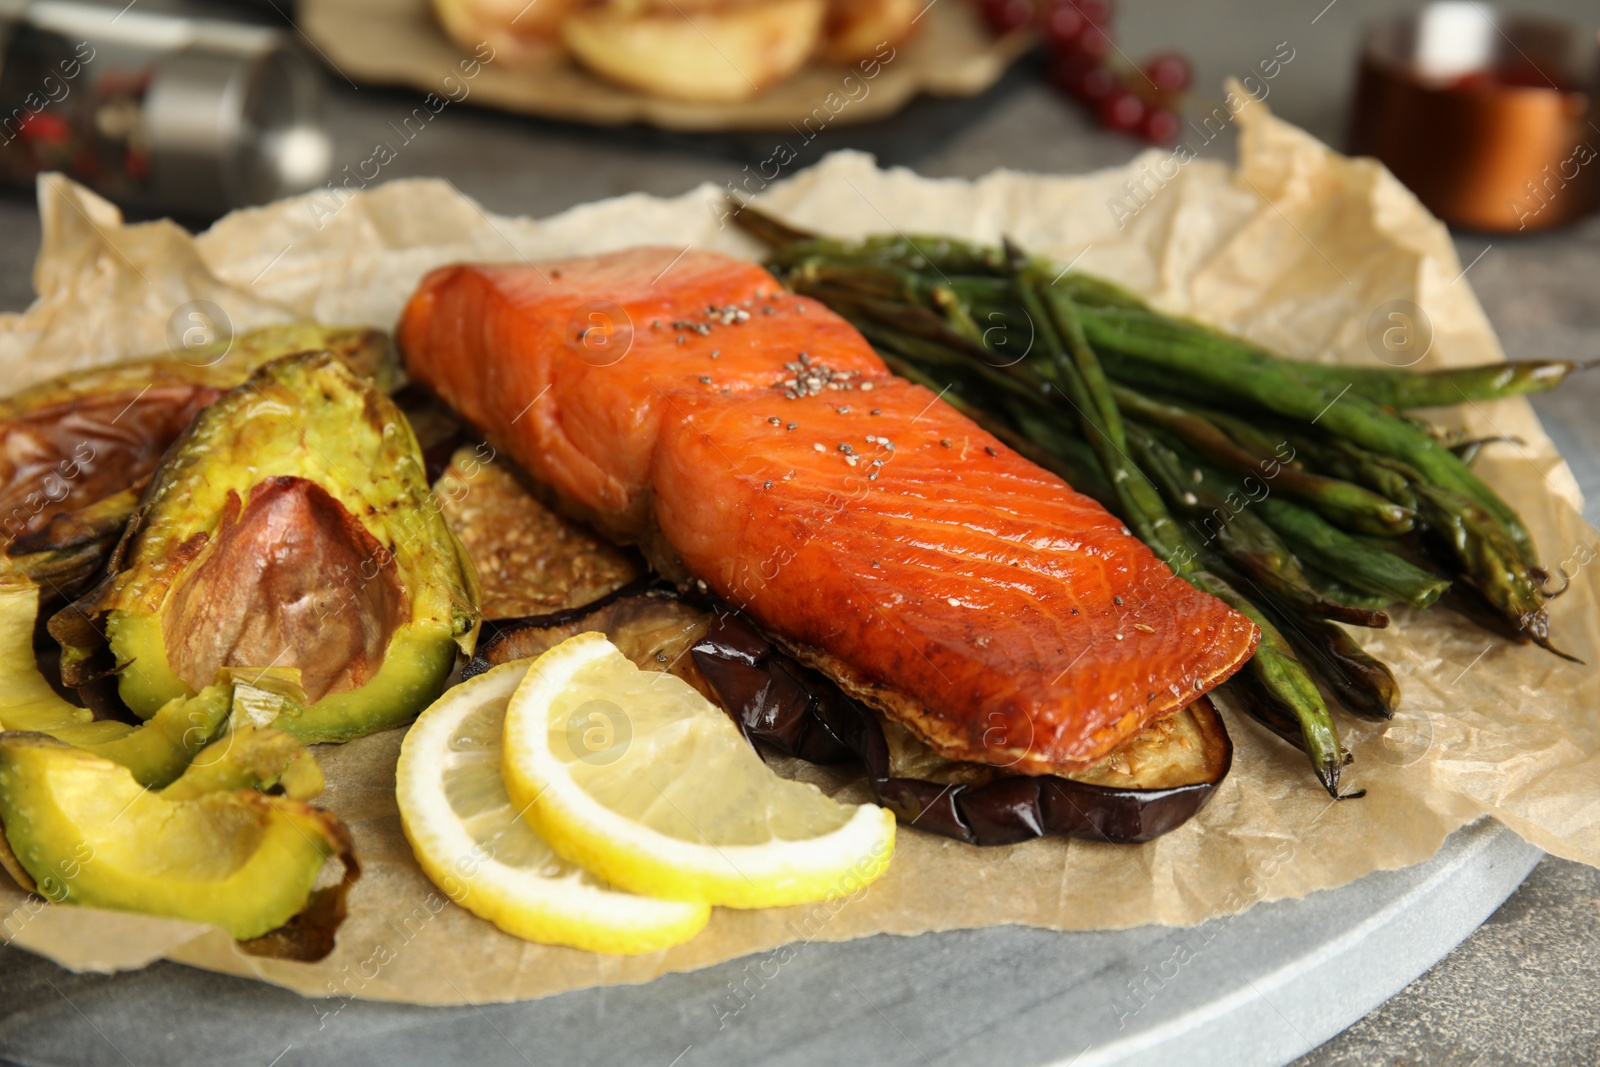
[1143,51,1192,93]
[1097,87,1146,132]
[1140,107,1183,144]
[978,0,1034,34]
[1043,2,1087,49]
[1053,53,1117,103]
[1075,0,1115,27]
[1071,25,1113,62]
[1079,64,1118,103]
[1033,0,1194,143]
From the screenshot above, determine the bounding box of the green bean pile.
[738,206,1582,799]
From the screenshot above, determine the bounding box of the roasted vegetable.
[693,610,1232,845]
[51,352,480,743]
[466,579,710,693]
[0,583,119,740]
[433,443,641,620]
[160,723,325,801]
[1113,386,1414,536]
[0,580,234,787]
[0,577,344,945]
[0,325,396,598]
[0,578,334,791]
[5,489,143,599]
[1075,306,1540,566]
[1130,430,1390,628]
[0,732,352,941]
[1074,305,1586,409]
[72,686,233,789]
[1270,607,1400,722]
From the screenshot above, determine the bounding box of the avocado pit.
[163,476,408,704]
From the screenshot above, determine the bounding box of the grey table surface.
[0,0,1598,1063]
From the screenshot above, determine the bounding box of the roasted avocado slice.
[162,724,324,802]
[70,687,231,789]
[0,579,231,787]
[0,732,350,941]
[51,352,480,742]
[0,582,117,739]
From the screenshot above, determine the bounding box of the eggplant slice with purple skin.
[466,589,1233,847]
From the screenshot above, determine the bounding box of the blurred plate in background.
[297,0,1034,131]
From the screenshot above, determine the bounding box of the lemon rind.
[501,633,897,909]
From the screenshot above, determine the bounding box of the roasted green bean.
[1114,386,1414,536]
[1078,304,1540,567]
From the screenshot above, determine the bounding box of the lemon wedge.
[395,660,709,955]
[501,632,895,908]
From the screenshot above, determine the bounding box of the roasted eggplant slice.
[0,325,397,598]
[465,579,715,697]
[50,352,480,742]
[691,611,1231,846]
[0,732,353,942]
[464,590,1230,846]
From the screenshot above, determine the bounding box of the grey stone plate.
[3,307,1590,1067]
[0,818,1541,1067]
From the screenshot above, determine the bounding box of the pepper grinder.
[0,0,331,217]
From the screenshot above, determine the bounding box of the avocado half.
[0,324,396,600]
[51,352,480,743]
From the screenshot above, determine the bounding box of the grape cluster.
[974,0,1192,144]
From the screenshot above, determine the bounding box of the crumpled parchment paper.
[0,96,1595,1006]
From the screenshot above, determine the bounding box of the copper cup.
[1349,2,1600,232]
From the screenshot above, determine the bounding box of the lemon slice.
[502,632,896,908]
[395,660,709,955]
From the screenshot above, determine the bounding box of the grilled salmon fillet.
[398,248,1258,774]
